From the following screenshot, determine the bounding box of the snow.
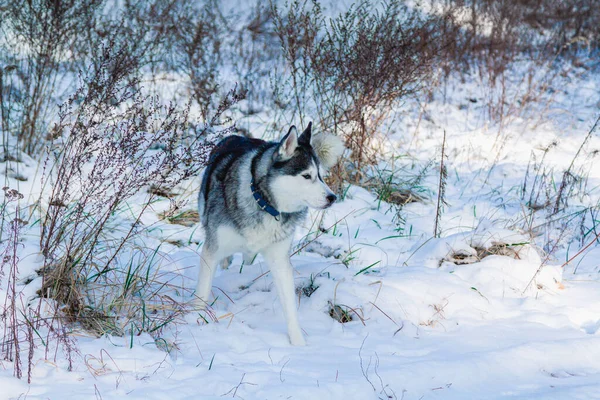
[2,5,600,400]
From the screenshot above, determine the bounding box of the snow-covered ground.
[2,62,600,399]
[2,0,600,394]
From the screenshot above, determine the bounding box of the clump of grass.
[363,167,428,208]
[74,309,123,338]
[328,302,354,324]
[553,115,600,215]
[522,143,556,211]
[518,115,600,267]
[159,209,200,227]
[337,247,360,268]
[296,274,319,298]
[445,241,530,266]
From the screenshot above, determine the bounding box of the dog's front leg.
[262,240,306,346]
[194,242,220,310]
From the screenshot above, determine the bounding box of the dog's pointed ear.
[275,125,299,161]
[312,133,345,170]
[298,122,312,145]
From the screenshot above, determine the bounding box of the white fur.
[261,238,305,345]
[269,161,334,212]
[311,134,345,169]
[195,221,306,346]
[278,127,298,160]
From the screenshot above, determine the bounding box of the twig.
[358,335,376,392]
[279,359,290,383]
[221,373,256,398]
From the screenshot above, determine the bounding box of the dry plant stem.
[434,130,447,238]
[26,311,34,384]
[559,230,600,271]
[0,198,25,379]
[359,335,376,392]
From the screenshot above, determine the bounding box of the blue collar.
[250,180,280,221]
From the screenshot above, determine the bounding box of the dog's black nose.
[326,194,337,205]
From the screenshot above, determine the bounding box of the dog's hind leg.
[261,240,306,346]
[194,242,220,310]
[221,255,234,270]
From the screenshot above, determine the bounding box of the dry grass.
[445,242,529,266]
[421,298,449,329]
[362,180,426,207]
[148,185,180,199]
[328,302,354,324]
[158,209,200,227]
[475,243,525,260]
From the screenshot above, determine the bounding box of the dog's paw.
[190,297,209,312]
[289,332,306,346]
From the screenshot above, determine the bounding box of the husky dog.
[195,122,344,345]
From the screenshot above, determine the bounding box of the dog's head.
[269,122,345,213]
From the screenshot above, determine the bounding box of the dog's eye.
[302,174,311,180]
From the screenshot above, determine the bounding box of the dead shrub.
[37,44,241,340]
[0,0,186,157]
[229,1,280,115]
[437,0,600,124]
[0,0,102,155]
[273,0,440,171]
[164,0,224,120]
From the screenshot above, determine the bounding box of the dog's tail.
[312,133,345,170]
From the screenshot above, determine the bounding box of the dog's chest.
[242,217,294,252]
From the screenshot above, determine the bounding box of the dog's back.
[198,135,268,224]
